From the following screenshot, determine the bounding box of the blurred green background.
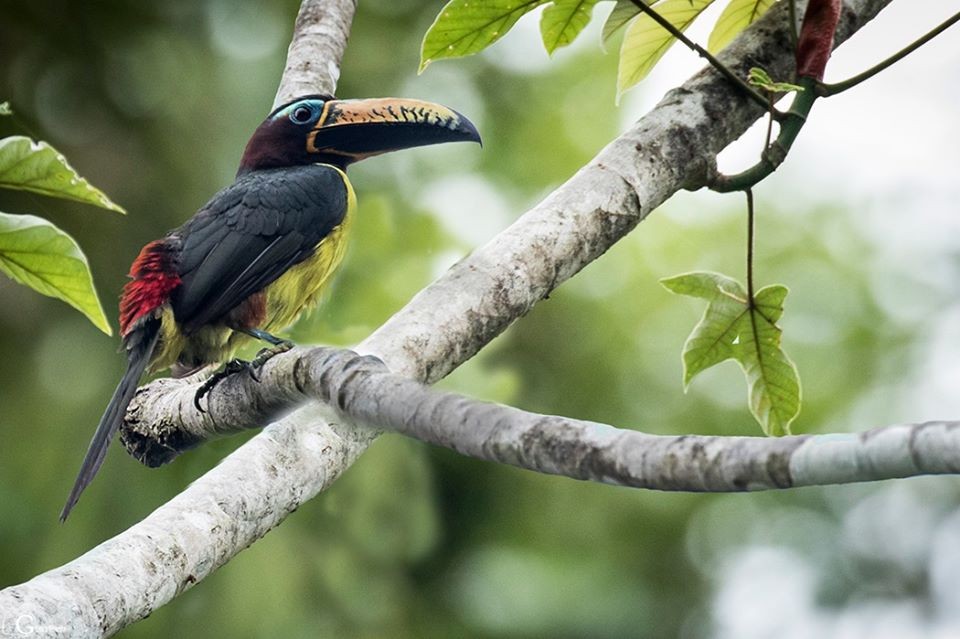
[3,1,960,637]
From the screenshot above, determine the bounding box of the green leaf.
[0,102,11,116]
[748,66,804,93]
[662,272,747,386]
[420,0,548,72]
[601,0,641,47]
[707,0,775,54]
[617,0,715,97]
[0,211,112,335]
[662,271,800,436]
[541,0,600,54]
[661,270,746,304]
[0,136,125,213]
[737,284,800,436]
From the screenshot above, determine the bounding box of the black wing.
[170,164,348,333]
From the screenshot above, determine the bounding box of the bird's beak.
[307,98,481,163]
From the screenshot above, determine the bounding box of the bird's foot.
[192,340,295,412]
[250,339,295,370]
[194,358,260,412]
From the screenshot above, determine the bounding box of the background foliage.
[2,1,960,637]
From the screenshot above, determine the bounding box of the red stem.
[796,0,842,80]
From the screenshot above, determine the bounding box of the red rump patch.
[119,240,181,337]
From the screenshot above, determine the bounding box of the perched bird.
[61,95,480,521]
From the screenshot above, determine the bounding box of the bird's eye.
[290,105,315,124]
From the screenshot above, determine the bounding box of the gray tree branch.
[273,0,356,107]
[124,347,960,490]
[0,0,896,636]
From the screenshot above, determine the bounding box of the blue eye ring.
[289,104,316,125]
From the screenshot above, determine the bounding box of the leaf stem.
[708,76,817,192]
[626,0,778,116]
[819,10,960,96]
[763,93,775,150]
[746,188,755,305]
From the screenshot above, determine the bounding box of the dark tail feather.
[60,321,160,522]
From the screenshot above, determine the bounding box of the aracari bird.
[60,95,480,521]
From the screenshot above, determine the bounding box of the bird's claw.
[192,341,295,412]
[194,358,257,412]
[251,340,294,368]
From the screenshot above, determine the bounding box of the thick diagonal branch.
[273,0,356,106]
[0,0,895,636]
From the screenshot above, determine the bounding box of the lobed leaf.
[663,272,801,435]
[707,0,775,54]
[420,0,548,72]
[0,102,11,116]
[0,136,125,213]
[541,0,600,54]
[0,211,112,335]
[617,0,715,97]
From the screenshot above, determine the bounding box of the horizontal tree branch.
[0,0,895,636]
[125,346,960,490]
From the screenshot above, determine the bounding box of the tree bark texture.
[0,0,897,636]
[124,347,960,490]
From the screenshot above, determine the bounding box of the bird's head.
[238,94,481,174]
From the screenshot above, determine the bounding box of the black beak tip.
[456,113,482,148]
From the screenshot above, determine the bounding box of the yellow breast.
[263,166,356,332]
